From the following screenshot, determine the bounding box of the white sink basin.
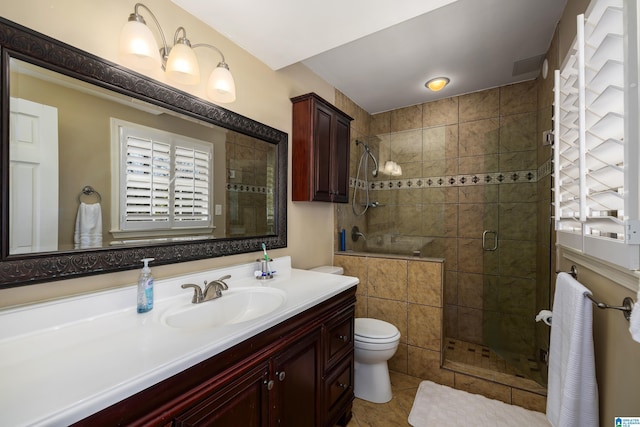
[161,287,287,329]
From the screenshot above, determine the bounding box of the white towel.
[629,287,640,342]
[74,202,102,249]
[546,272,598,427]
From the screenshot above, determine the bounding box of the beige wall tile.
[423,97,459,127]
[390,129,423,163]
[459,88,499,122]
[368,258,407,300]
[457,273,484,309]
[500,81,537,115]
[499,149,537,172]
[500,240,536,279]
[407,346,454,387]
[454,373,511,404]
[459,118,500,157]
[445,125,459,159]
[444,270,458,305]
[457,238,485,274]
[457,306,484,344]
[371,111,391,136]
[459,154,500,175]
[511,388,546,413]
[499,202,537,241]
[500,112,537,153]
[459,185,499,204]
[408,303,442,351]
[391,104,422,132]
[422,126,447,159]
[500,182,538,203]
[391,205,424,236]
[368,297,408,343]
[444,304,458,338]
[458,203,499,239]
[334,254,368,296]
[408,260,442,307]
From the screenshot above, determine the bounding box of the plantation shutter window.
[553,0,640,269]
[114,120,213,233]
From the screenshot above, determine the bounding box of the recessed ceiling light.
[425,77,450,92]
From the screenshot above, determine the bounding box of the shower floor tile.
[442,337,546,395]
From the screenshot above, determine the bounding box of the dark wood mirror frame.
[0,18,287,289]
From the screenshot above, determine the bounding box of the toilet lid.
[354,318,400,341]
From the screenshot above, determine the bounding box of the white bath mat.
[408,381,551,426]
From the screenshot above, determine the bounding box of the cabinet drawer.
[324,308,354,368]
[324,352,354,422]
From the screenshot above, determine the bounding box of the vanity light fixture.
[425,77,450,92]
[119,3,236,103]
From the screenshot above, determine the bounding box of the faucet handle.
[213,275,230,290]
[181,283,203,304]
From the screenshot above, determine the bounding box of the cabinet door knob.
[265,379,275,390]
[277,371,286,381]
[338,335,348,342]
[337,382,348,389]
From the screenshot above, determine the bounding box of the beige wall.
[0,0,336,307]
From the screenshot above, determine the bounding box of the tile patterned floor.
[344,371,422,427]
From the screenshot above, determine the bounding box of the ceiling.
[172,0,567,114]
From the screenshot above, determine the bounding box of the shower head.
[369,152,379,177]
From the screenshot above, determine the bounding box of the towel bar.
[558,265,635,321]
[584,293,634,321]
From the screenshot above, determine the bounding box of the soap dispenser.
[137,258,155,313]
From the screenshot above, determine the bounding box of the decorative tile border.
[351,169,539,190]
[226,183,272,194]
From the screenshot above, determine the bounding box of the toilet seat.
[354,318,400,344]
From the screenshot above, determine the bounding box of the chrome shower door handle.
[482,230,498,251]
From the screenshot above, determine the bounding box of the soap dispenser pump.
[137,258,155,313]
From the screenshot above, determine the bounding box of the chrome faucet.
[181,275,230,304]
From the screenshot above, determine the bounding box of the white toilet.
[310,265,401,404]
[353,317,400,403]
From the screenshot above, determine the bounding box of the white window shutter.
[553,0,640,269]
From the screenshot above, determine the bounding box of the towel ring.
[78,185,102,203]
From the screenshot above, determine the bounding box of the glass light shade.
[207,65,236,103]
[426,77,450,92]
[119,20,162,70]
[165,43,200,85]
[383,161,402,176]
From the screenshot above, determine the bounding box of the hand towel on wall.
[546,272,598,427]
[74,202,102,249]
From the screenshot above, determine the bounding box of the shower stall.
[342,80,553,391]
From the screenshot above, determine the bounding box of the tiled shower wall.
[336,80,549,364]
[333,253,546,411]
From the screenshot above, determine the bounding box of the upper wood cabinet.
[291,93,352,203]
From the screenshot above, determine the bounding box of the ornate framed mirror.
[0,18,287,288]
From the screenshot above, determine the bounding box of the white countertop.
[0,257,358,427]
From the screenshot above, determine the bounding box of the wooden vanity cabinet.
[291,93,352,203]
[72,288,356,427]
